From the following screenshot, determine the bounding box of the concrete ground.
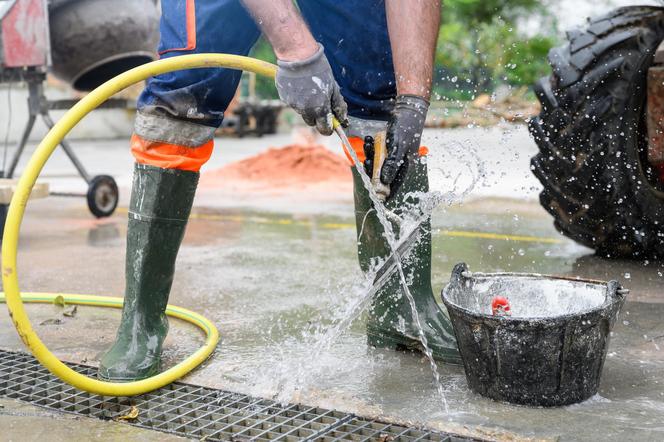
[0,397,186,441]
[1,125,663,441]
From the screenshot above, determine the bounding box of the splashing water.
[257,279,378,405]
[255,130,485,410]
[377,139,485,413]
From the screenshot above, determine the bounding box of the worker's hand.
[380,95,429,195]
[276,43,348,136]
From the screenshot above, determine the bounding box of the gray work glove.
[276,43,348,135]
[380,94,429,196]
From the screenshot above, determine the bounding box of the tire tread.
[529,6,664,258]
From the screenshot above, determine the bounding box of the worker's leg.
[300,0,461,363]
[345,128,460,364]
[99,0,261,381]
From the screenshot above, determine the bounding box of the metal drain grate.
[0,350,477,441]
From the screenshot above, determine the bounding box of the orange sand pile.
[201,144,352,189]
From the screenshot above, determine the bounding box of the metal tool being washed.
[370,131,391,202]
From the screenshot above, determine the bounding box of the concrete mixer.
[0,0,158,220]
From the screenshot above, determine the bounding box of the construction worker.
[98,0,461,382]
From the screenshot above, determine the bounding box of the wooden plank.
[0,179,49,204]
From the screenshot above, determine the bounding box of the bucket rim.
[441,263,627,322]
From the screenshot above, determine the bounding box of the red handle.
[491,296,511,316]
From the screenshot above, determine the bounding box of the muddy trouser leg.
[345,120,462,364]
[98,0,261,381]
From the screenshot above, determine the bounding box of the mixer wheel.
[87,175,119,218]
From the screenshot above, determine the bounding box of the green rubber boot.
[353,150,462,364]
[98,163,198,381]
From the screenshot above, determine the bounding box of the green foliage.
[249,37,279,99]
[436,21,473,70]
[433,84,476,102]
[443,0,544,24]
[503,35,556,85]
[437,0,556,92]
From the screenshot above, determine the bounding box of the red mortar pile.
[200,144,352,190]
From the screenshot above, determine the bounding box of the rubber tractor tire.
[529,6,664,259]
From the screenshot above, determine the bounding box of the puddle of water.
[218,135,488,412]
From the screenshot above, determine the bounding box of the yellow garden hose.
[0,291,218,394]
[0,54,282,396]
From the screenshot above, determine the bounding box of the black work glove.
[380,95,429,196]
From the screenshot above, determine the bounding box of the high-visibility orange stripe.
[343,136,366,165]
[158,0,197,55]
[343,137,429,166]
[130,134,213,172]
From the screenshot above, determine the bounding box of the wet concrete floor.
[1,127,663,441]
[0,397,185,441]
[2,195,663,441]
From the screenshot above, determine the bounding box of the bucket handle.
[449,262,470,289]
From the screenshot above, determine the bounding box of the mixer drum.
[49,0,159,91]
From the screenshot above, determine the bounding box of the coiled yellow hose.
[0,54,279,396]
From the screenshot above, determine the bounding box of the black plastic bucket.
[441,263,627,407]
